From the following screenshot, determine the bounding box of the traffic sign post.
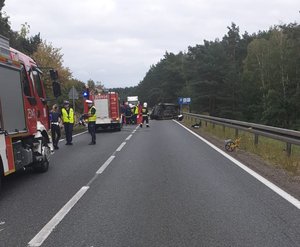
[68,86,79,120]
[178,97,191,113]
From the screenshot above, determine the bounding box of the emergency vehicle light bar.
[0,35,10,59]
[0,35,19,62]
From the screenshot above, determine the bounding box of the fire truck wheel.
[33,158,49,173]
[0,160,3,193]
[33,139,50,173]
[0,173,2,193]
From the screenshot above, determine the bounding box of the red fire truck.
[0,35,60,190]
[83,92,122,131]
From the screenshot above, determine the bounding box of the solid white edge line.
[28,186,89,247]
[174,120,300,210]
[116,142,126,152]
[126,134,133,141]
[96,156,115,174]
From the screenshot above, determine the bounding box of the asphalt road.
[0,120,300,247]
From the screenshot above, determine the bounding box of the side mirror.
[53,81,61,98]
[49,69,58,80]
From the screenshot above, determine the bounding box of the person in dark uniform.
[86,100,97,145]
[140,102,149,127]
[124,102,132,125]
[49,104,62,149]
[61,100,74,145]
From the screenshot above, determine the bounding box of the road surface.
[0,120,299,247]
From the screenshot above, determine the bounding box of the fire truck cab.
[0,35,60,191]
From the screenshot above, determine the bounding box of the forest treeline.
[1,0,299,129]
[116,23,300,130]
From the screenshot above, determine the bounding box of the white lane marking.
[116,142,126,152]
[96,156,115,174]
[59,131,88,142]
[174,121,300,210]
[126,134,133,141]
[132,130,136,134]
[28,186,89,247]
[28,127,132,246]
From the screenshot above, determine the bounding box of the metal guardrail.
[183,112,300,156]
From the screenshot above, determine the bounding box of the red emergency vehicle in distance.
[83,91,122,131]
[0,35,61,191]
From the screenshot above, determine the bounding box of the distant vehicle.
[0,35,60,191]
[150,103,179,120]
[85,92,122,131]
[127,96,138,106]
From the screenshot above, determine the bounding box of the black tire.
[33,138,50,173]
[33,158,49,173]
[225,141,235,152]
[0,159,3,194]
[0,173,2,195]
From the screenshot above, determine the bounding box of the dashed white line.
[96,156,115,174]
[174,120,300,210]
[126,134,133,141]
[29,127,136,246]
[28,186,89,247]
[116,142,126,152]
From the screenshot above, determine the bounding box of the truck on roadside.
[84,92,122,131]
[0,35,60,191]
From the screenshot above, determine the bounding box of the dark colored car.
[150,103,179,120]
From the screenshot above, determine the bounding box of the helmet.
[86,100,93,104]
[64,100,70,105]
[143,102,147,107]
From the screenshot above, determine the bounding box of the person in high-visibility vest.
[61,100,74,145]
[131,104,139,124]
[86,100,97,145]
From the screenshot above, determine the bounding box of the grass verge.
[183,117,300,174]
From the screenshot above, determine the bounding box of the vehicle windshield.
[31,68,44,98]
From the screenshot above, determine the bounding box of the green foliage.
[0,1,41,55]
[2,0,299,129]
[131,22,300,130]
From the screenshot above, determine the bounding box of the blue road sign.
[178,97,191,105]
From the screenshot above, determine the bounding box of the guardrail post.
[235,129,239,137]
[254,134,259,145]
[286,143,292,157]
[212,123,215,129]
[205,121,207,127]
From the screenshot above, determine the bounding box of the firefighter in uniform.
[140,102,149,128]
[86,100,97,145]
[61,100,74,145]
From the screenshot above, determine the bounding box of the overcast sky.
[3,0,300,88]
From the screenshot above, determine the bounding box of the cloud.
[4,0,300,87]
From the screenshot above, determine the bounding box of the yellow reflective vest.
[61,108,74,124]
[88,106,97,122]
